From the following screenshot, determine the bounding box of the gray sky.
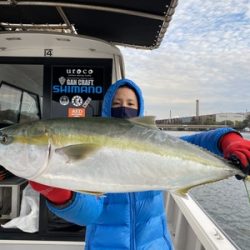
[119,0,250,119]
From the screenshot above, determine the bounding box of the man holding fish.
[1,79,250,250]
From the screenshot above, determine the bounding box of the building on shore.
[156,112,249,126]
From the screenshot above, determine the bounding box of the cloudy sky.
[119,0,250,119]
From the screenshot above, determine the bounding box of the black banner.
[52,65,105,105]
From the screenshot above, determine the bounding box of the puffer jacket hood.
[102,78,144,117]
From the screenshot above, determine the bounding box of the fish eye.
[0,133,10,145]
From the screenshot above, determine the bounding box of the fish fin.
[55,144,100,162]
[174,177,228,198]
[76,190,105,197]
[128,116,157,128]
[174,188,190,198]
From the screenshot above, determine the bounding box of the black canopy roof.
[0,0,178,49]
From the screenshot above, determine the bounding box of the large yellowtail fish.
[0,117,244,195]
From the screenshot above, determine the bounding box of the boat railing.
[165,192,240,250]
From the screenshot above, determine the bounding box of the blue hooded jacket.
[48,79,235,250]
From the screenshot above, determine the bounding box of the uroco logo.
[66,69,94,75]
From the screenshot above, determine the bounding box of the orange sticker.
[68,108,86,118]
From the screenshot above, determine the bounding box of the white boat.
[0,1,241,249]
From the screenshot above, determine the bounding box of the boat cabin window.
[0,82,41,127]
[19,92,40,123]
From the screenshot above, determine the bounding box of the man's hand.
[220,132,250,175]
[29,181,72,205]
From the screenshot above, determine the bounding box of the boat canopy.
[0,0,178,49]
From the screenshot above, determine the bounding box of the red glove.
[220,132,250,174]
[29,181,72,205]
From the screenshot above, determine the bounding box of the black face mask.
[111,107,138,118]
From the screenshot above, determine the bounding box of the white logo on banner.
[59,96,70,106]
[71,95,83,107]
[59,76,66,85]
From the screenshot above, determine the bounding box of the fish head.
[0,121,50,179]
